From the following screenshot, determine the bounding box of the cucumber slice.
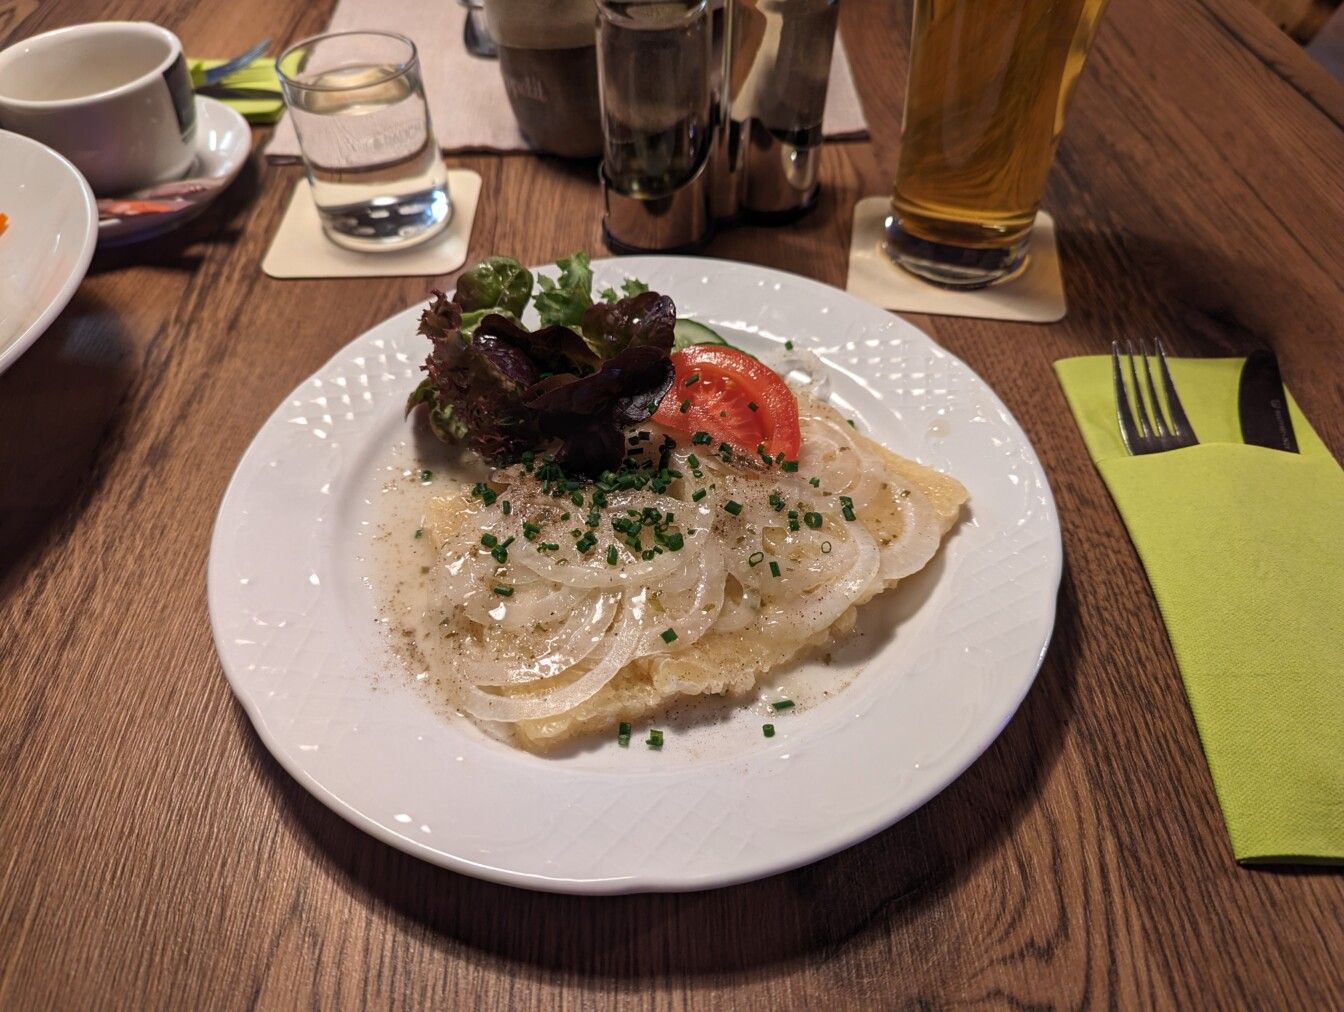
[673,318,728,350]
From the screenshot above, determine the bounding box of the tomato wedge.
[652,346,802,458]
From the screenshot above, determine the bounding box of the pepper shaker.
[720,0,838,220]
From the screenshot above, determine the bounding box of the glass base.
[882,215,1029,290]
[318,185,453,253]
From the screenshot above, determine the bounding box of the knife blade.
[1238,350,1298,453]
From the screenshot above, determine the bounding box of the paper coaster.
[846,196,1066,323]
[262,168,481,279]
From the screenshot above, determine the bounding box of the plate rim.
[209,255,1063,893]
[0,129,98,376]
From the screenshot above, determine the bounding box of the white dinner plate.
[98,96,250,247]
[0,130,97,375]
[209,257,1062,894]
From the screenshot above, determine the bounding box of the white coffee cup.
[0,22,197,195]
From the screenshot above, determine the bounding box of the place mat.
[1055,355,1344,865]
[264,2,867,159]
[846,197,1066,322]
[262,169,480,278]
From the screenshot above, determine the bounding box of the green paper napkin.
[1055,356,1343,865]
[188,57,284,125]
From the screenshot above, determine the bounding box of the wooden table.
[3,0,1342,1007]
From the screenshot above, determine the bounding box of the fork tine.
[1154,338,1197,443]
[1139,341,1171,439]
[1125,340,1155,440]
[1112,342,1141,454]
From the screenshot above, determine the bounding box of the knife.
[1238,350,1298,453]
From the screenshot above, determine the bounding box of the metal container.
[597,0,714,251]
[720,0,838,219]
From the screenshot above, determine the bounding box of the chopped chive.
[642,549,655,560]
[660,628,678,643]
[803,512,822,529]
[571,491,584,507]
[768,492,785,511]
[679,399,690,413]
[769,560,781,577]
[821,540,832,554]
[683,374,700,387]
[719,442,732,455]
[687,453,700,469]
[784,340,794,350]
[840,494,857,522]
[480,533,498,549]
[809,477,821,488]
[692,431,712,445]
[607,545,618,565]
[501,500,511,515]
[522,522,540,541]
[692,488,707,502]
[781,460,799,473]
[748,551,765,567]
[658,532,685,551]
[771,699,795,711]
[763,724,775,738]
[413,528,423,539]
[748,402,758,411]
[647,729,664,749]
[493,585,514,597]
[619,721,631,736]
[419,469,433,482]
[847,418,856,428]
[723,500,743,516]
[560,512,571,521]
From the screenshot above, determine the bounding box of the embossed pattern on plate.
[208,257,1062,893]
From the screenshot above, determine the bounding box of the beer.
[886,0,1109,288]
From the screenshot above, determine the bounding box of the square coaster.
[846,196,1066,323]
[262,168,481,279]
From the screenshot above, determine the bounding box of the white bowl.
[0,130,98,374]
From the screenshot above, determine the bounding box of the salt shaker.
[597,0,714,252]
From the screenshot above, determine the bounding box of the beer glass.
[884,0,1109,288]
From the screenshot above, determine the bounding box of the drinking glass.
[884,0,1110,288]
[278,31,452,251]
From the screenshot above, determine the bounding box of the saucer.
[98,96,251,247]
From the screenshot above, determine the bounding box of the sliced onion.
[713,576,760,632]
[635,550,725,654]
[458,596,641,722]
[877,484,942,582]
[759,520,879,640]
[472,591,618,686]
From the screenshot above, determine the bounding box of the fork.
[1112,339,1199,454]
[193,38,272,89]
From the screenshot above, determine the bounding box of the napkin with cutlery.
[188,56,283,124]
[1055,355,1343,865]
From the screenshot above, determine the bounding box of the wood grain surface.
[2,0,1342,1008]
